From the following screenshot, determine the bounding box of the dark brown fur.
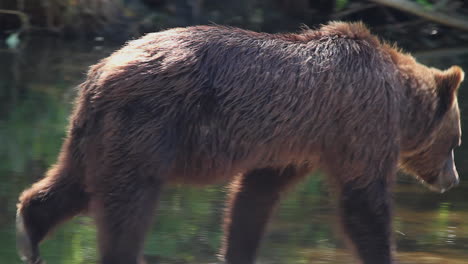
[17,22,464,264]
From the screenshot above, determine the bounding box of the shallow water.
[1,36,468,264]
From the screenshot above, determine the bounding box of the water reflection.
[1,37,468,264]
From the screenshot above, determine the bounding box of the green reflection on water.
[1,38,468,264]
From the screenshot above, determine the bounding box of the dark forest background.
[1,0,468,50]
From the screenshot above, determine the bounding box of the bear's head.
[401,66,464,193]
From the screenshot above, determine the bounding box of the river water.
[0,35,467,264]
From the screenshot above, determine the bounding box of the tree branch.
[413,46,468,59]
[0,9,30,33]
[369,0,468,31]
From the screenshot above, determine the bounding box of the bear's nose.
[436,170,459,193]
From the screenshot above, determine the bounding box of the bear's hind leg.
[222,165,310,264]
[92,171,163,264]
[17,152,88,264]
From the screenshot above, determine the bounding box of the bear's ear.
[436,66,464,113]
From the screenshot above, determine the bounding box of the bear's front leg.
[339,177,393,264]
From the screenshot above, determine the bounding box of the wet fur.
[17,22,463,264]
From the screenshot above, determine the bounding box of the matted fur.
[75,22,404,185]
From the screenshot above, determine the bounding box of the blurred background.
[1,0,468,263]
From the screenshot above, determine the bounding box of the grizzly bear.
[16,22,464,264]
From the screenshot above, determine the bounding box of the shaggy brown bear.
[17,22,464,264]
